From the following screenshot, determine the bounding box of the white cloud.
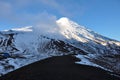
[32,13,59,35]
[0,0,87,27]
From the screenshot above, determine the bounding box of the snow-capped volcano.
[57,17,119,43]
[0,17,120,76]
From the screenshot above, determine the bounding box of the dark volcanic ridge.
[0,55,120,80]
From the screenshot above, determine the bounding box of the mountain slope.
[0,17,120,76]
[0,55,119,80]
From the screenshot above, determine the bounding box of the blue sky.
[0,0,120,40]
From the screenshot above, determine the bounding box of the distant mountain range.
[0,17,120,78]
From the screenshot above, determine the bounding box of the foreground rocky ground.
[0,55,120,80]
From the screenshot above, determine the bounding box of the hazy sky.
[0,0,120,40]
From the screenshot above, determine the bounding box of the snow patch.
[11,26,33,32]
[75,54,99,66]
[0,53,50,75]
[75,54,113,72]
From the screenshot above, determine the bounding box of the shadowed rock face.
[0,55,119,80]
[0,32,19,53]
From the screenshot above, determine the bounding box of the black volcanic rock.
[0,55,119,80]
